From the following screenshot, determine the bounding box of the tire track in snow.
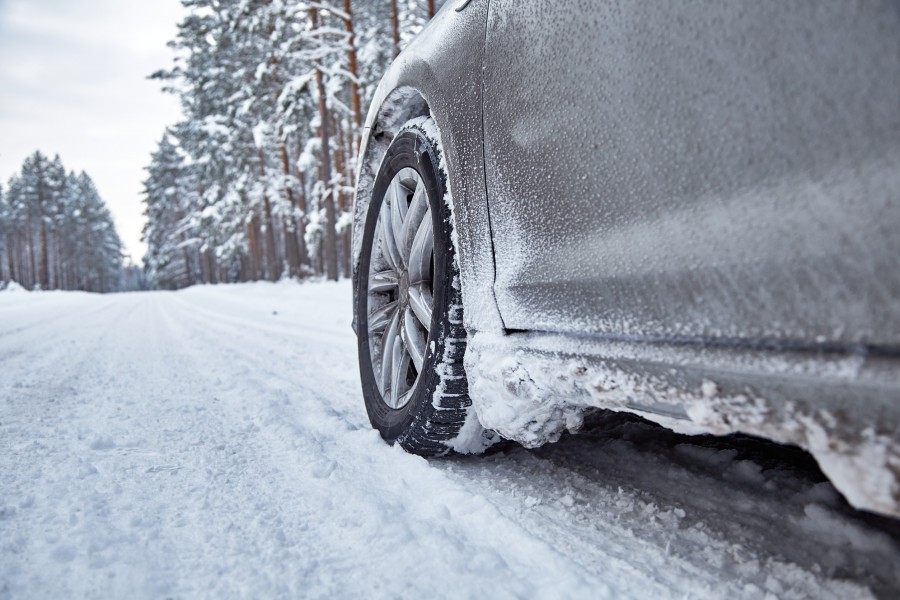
[164,284,900,598]
[161,286,613,597]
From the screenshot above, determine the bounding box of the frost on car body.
[352,0,900,518]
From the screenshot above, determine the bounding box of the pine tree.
[143,133,198,289]
[0,154,123,291]
[141,0,442,288]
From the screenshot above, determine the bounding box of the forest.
[142,0,446,289]
[0,152,124,293]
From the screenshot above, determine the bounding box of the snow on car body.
[352,0,900,518]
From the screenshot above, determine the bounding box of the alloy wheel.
[366,167,435,409]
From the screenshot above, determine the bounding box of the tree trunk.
[26,213,36,289]
[53,232,66,290]
[39,216,49,289]
[343,0,363,154]
[296,169,310,274]
[391,0,401,57]
[333,116,352,278]
[258,149,282,281]
[261,194,281,280]
[14,236,21,285]
[428,0,436,19]
[67,242,76,291]
[280,142,304,276]
[180,237,193,287]
[206,249,218,284]
[6,235,16,283]
[247,211,263,281]
[19,236,28,287]
[310,8,339,282]
[199,248,210,283]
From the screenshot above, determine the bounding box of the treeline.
[0,152,123,293]
[143,0,445,289]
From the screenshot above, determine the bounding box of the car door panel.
[482,0,900,347]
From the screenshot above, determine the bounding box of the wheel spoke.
[393,389,412,409]
[390,339,411,409]
[378,210,399,270]
[380,309,401,398]
[401,307,426,372]
[368,300,397,334]
[390,179,408,268]
[408,209,434,284]
[370,270,398,293]
[380,200,403,271]
[407,284,433,328]
[401,185,428,265]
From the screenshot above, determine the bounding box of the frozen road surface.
[2,281,899,599]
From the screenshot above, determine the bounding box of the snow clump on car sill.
[465,330,900,517]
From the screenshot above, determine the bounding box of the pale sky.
[0,0,185,264]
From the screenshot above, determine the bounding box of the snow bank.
[1,281,26,292]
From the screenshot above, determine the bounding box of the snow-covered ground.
[1,281,898,599]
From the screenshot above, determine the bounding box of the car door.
[482,0,900,347]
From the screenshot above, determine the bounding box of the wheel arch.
[351,0,503,336]
[351,85,432,335]
[351,86,430,282]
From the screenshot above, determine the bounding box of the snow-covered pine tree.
[2,175,26,287]
[45,155,68,289]
[0,155,123,291]
[142,0,444,287]
[70,172,123,292]
[142,132,199,289]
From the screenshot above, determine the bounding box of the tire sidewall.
[356,127,454,443]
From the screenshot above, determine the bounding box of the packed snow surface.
[2,281,899,599]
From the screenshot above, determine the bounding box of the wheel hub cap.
[399,271,410,306]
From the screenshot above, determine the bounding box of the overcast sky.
[0,0,184,263]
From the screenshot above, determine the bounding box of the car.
[350,0,900,518]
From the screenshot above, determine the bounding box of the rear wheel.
[356,118,482,455]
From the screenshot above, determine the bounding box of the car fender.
[351,0,503,336]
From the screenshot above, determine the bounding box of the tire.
[356,118,474,456]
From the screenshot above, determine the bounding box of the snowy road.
[2,282,899,599]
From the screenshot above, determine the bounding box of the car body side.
[352,0,900,517]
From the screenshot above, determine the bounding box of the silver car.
[351,0,900,518]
